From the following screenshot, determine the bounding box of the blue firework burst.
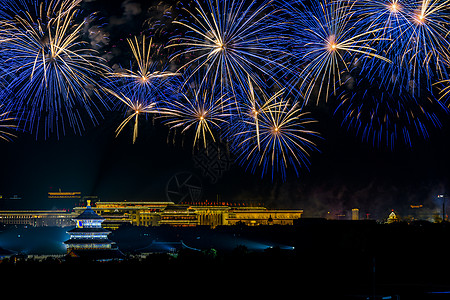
[0,0,110,138]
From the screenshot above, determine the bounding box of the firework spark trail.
[110,35,179,99]
[331,0,450,148]
[105,35,179,143]
[0,105,16,142]
[235,76,286,150]
[350,0,450,95]
[405,0,450,94]
[0,0,110,138]
[159,75,233,149]
[168,0,288,104]
[285,0,391,105]
[0,0,34,20]
[106,88,159,144]
[5,0,448,180]
[346,0,413,89]
[230,90,321,181]
[335,72,447,149]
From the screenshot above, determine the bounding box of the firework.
[106,88,158,144]
[0,0,110,138]
[231,92,321,180]
[0,106,16,142]
[168,0,287,99]
[350,0,450,95]
[348,0,413,35]
[109,35,179,100]
[436,79,450,104]
[286,0,390,104]
[0,0,34,20]
[330,0,450,148]
[105,35,179,143]
[233,76,286,150]
[403,0,450,93]
[335,73,447,149]
[159,75,233,149]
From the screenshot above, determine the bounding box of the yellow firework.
[107,89,158,144]
[168,0,287,99]
[159,78,233,149]
[233,93,320,180]
[0,107,16,142]
[243,76,285,150]
[105,35,179,143]
[110,35,179,88]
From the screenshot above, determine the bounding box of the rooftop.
[73,202,104,220]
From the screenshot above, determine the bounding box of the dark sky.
[0,0,450,220]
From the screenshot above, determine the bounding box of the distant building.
[193,205,230,227]
[159,205,199,227]
[74,201,303,229]
[226,207,303,226]
[48,189,82,210]
[64,201,124,261]
[387,211,400,223]
[76,201,173,229]
[80,195,100,207]
[351,208,359,221]
[0,210,75,226]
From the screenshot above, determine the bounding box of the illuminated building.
[387,210,400,223]
[81,195,100,207]
[64,201,124,260]
[351,208,359,221]
[48,189,81,210]
[159,205,199,227]
[193,205,230,227]
[226,207,302,226]
[74,201,303,228]
[0,210,75,226]
[74,201,173,229]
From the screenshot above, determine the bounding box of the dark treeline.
[2,220,450,299]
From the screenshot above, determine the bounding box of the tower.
[64,201,123,261]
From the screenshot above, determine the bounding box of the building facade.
[75,201,173,229]
[64,201,124,260]
[227,207,303,226]
[0,210,75,227]
[48,190,82,210]
[74,201,303,228]
[64,201,114,250]
[351,208,360,221]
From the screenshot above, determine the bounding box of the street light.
[438,194,446,222]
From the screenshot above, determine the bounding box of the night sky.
[0,0,449,220]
